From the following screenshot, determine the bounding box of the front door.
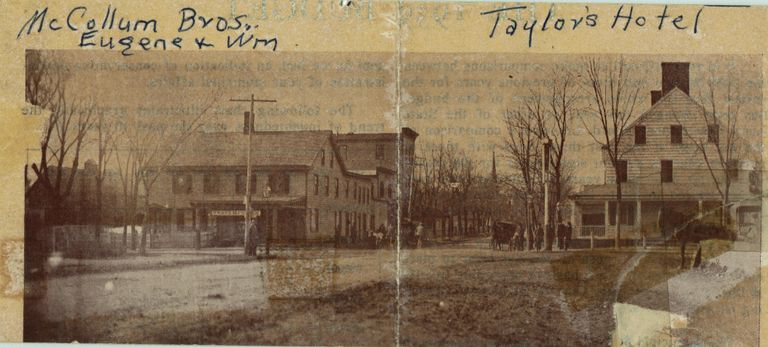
[215,216,243,247]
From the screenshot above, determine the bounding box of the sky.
[31,50,763,188]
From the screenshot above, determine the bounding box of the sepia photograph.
[18,47,762,346]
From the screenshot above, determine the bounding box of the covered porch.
[569,183,750,241]
[148,196,307,248]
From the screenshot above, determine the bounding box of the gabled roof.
[606,88,697,146]
[606,87,761,161]
[148,130,332,168]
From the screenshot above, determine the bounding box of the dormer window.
[634,125,646,145]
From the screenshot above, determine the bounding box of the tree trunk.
[140,193,149,255]
[615,182,622,249]
[95,178,103,242]
[122,224,128,248]
[130,223,137,251]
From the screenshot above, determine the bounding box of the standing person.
[535,225,543,251]
[247,219,259,256]
[557,222,565,250]
[376,224,386,248]
[415,222,424,249]
[565,222,573,251]
[546,224,555,251]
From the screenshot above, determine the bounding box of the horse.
[491,222,514,251]
[674,220,735,269]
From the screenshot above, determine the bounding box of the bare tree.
[502,107,541,249]
[94,110,116,238]
[527,66,579,250]
[134,98,219,254]
[677,66,747,226]
[26,50,95,226]
[113,123,138,248]
[581,57,642,249]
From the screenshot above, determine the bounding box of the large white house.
[570,62,761,245]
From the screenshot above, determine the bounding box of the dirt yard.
[25,242,757,346]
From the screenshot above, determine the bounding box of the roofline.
[607,87,695,146]
[143,165,312,172]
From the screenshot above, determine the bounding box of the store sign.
[210,210,261,217]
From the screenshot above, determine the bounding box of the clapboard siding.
[603,88,752,187]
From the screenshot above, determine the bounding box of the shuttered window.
[634,125,646,145]
[661,160,673,182]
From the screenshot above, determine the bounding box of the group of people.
[335,223,400,249]
[246,219,268,256]
[492,220,574,251]
[556,221,573,251]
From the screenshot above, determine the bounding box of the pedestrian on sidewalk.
[415,222,424,249]
[247,219,259,256]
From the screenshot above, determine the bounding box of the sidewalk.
[614,244,760,345]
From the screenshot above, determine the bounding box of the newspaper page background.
[0,1,766,345]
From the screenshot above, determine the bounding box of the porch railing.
[578,225,606,238]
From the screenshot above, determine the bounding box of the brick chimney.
[661,62,690,95]
[651,90,663,106]
[243,111,253,134]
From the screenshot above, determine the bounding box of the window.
[173,174,192,194]
[340,145,348,160]
[581,213,604,226]
[661,160,673,183]
[376,144,385,159]
[354,182,358,202]
[313,174,319,195]
[615,160,628,183]
[609,202,635,225]
[330,152,334,168]
[388,184,393,199]
[320,149,325,166]
[268,172,290,195]
[203,174,220,194]
[750,169,761,194]
[334,178,339,198]
[670,125,683,144]
[634,125,646,145]
[309,208,318,233]
[345,180,350,198]
[314,208,320,233]
[324,176,330,196]
[235,173,258,195]
[379,181,385,197]
[708,124,719,144]
[176,210,186,227]
[727,160,739,179]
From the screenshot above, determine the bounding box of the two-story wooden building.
[143,119,418,247]
[570,62,761,244]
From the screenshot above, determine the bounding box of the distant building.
[26,160,125,226]
[570,62,761,243]
[142,118,418,246]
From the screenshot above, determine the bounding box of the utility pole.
[230,94,276,256]
[542,137,551,251]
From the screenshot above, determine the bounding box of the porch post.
[637,200,644,249]
[570,200,576,226]
[600,201,609,249]
[270,208,277,254]
[698,200,703,218]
